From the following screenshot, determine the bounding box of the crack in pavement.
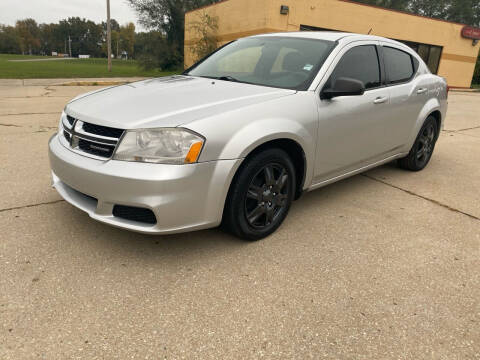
[0,199,65,214]
[363,174,480,222]
[0,112,60,116]
[0,122,57,129]
[443,125,480,133]
[45,85,57,96]
[3,96,75,99]
[441,130,480,139]
[455,125,480,132]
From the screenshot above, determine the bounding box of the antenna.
[367,28,373,35]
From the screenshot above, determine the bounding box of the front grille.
[61,115,124,159]
[78,138,115,158]
[112,205,157,225]
[66,115,75,126]
[63,130,71,142]
[82,122,124,138]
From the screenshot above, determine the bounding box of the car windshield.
[186,36,336,90]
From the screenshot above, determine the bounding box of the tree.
[38,23,59,55]
[0,25,21,54]
[16,19,41,54]
[474,55,480,85]
[134,30,181,69]
[101,18,121,33]
[188,11,218,62]
[444,0,480,26]
[352,0,479,26]
[353,0,410,11]
[57,17,103,57]
[127,0,223,66]
[120,23,136,57]
[408,0,450,18]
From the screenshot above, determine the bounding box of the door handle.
[417,88,428,94]
[373,96,388,104]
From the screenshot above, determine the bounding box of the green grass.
[0,54,179,79]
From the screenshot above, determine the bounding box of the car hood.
[66,75,296,129]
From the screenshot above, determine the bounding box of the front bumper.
[48,134,242,234]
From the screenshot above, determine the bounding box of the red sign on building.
[461,26,480,40]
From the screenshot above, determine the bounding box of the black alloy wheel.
[244,164,290,229]
[415,122,436,166]
[398,115,438,171]
[223,148,296,240]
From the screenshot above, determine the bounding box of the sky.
[0,0,143,29]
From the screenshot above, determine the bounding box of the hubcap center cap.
[263,188,273,201]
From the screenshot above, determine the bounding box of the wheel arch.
[406,98,442,150]
[428,110,442,140]
[220,137,308,237]
[237,138,307,200]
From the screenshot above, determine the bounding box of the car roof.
[250,31,395,43]
[250,31,351,41]
[249,31,413,53]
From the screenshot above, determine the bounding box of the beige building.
[185,0,480,88]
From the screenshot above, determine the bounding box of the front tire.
[223,148,296,241]
[398,115,438,171]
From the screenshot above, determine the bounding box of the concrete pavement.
[0,82,479,359]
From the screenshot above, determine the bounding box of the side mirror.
[321,77,365,100]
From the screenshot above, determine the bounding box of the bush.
[473,54,480,86]
[134,31,182,71]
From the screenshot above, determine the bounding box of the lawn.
[0,54,179,79]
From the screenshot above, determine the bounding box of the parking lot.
[0,80,479,359]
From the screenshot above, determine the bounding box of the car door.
[313,42,395,183]
[380,43,428,148]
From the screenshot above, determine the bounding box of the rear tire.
[398,115,438,171]
[222,148,296,241]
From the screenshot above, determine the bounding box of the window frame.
[324,44,385,93]
[380,45,419,86]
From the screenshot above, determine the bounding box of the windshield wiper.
[195,75,246,84]
[216,75,240,82]
[197,75,240,82]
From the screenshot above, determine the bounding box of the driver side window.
[329,45,381,90]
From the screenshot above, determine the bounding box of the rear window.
[384,47,415,84]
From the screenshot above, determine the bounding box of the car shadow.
[60,162,401,261]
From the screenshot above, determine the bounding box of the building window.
[299,24,443,74]
[398,41,442,74]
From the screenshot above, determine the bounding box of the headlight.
[113,128,205,164]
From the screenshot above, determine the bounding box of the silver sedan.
[49,32,448,240]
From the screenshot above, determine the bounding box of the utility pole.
[68,35,72,57]
[106,0,112,71]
